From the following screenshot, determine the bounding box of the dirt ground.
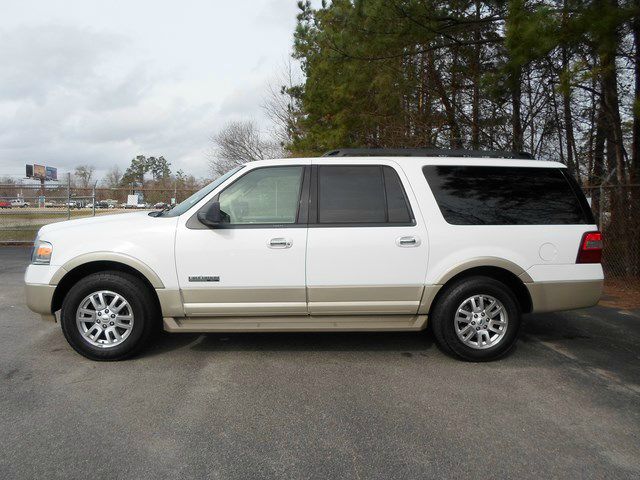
[601,279,640,310]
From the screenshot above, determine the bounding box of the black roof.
[321,148,534,159]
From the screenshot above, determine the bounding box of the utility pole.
[92,181,97,217]
[67,172,71,220]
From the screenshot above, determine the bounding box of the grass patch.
[0,209,144,242]
[0,229,37,242]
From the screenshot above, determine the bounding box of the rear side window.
[384,167,413,223]
[317,165,413,224]
[422,166,591,225]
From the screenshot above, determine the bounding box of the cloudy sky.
[0,0,302,181]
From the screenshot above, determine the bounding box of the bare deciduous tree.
[209,120,283,177]
[74,164,95,189]
[262,59,304,148]
[102,165,123,188]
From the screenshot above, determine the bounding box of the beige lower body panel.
[306,285,423,315]
[526,279,603,313]
[163,314,428,333]
[418,285,442,314]
[181,287,307,316]
[180,285,426,317]
[184,302,308,317]
[164,278,602,329]
[25,283,56,322]
[156,289,185,317]
[307,301,420,315]
[168,285,428,331]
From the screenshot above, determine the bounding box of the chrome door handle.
[268,237,292,249]
[396,236,420,247]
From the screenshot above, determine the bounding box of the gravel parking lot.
[1,247,639,479]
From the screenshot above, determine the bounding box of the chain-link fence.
[583,184,640,293]
[2,182,639,288]
[0,184,198,243]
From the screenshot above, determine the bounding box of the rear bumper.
[526,279,603,313]
[25,283,56,322]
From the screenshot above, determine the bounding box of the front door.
[305,162,428,315]
[175,163,309,316]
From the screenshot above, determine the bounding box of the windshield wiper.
[149,205,174,217]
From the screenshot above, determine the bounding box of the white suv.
[25,149,603,361]
[11,199,30,208]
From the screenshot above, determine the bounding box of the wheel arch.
[425,261,533,315]
[50,254,163,314]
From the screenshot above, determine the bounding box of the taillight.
[576,231,602,264]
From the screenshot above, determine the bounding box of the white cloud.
[0,0,301,180]
[0,25,125,103]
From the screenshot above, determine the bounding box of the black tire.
[430,276,521,362]
[60,271,158,361]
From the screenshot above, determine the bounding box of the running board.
[163,314,428,333]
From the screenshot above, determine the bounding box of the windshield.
[159,166,243,217]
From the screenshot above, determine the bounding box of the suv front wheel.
[430,276,522,361]
[60,271,157,360]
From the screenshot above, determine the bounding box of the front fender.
[49,252,165,288]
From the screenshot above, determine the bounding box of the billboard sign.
[33,164,46,179]
[26,164,58,181]
[45,166,57,181]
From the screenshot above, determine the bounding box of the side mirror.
[197,201,224,228]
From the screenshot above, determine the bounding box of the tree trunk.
[422,50,433,147]
[512,65,523,152]
[592,101,606,221]
[598,0,626,185]
[527,70,535,155]
[561,48,578,180]
[551,82,566,166]
[450,46,462,149]
[430,54,462,149]
[601,57,626,185]
[632,0,640,277]
[471,0,481,150]
[632,0,640,183]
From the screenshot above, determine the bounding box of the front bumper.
[25,283,56,322]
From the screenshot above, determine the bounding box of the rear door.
[305,160,429,315]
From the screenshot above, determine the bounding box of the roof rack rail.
[321,148,534,160]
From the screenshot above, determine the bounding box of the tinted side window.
[317,165,414,224]
[383,166,413,223]
[318,166,386,223]
[422,166,589,225]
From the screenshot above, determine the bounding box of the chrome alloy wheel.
[76,290,134,348]
[454,294,508,350]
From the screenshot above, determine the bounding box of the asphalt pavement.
[1,247,639,479]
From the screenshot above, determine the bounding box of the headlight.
[31,240,53,265]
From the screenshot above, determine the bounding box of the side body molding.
[49,252,166,288]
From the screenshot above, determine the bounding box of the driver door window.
[218,166,303,225]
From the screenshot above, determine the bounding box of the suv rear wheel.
[60,271,157,360]
[430,276,522,361]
